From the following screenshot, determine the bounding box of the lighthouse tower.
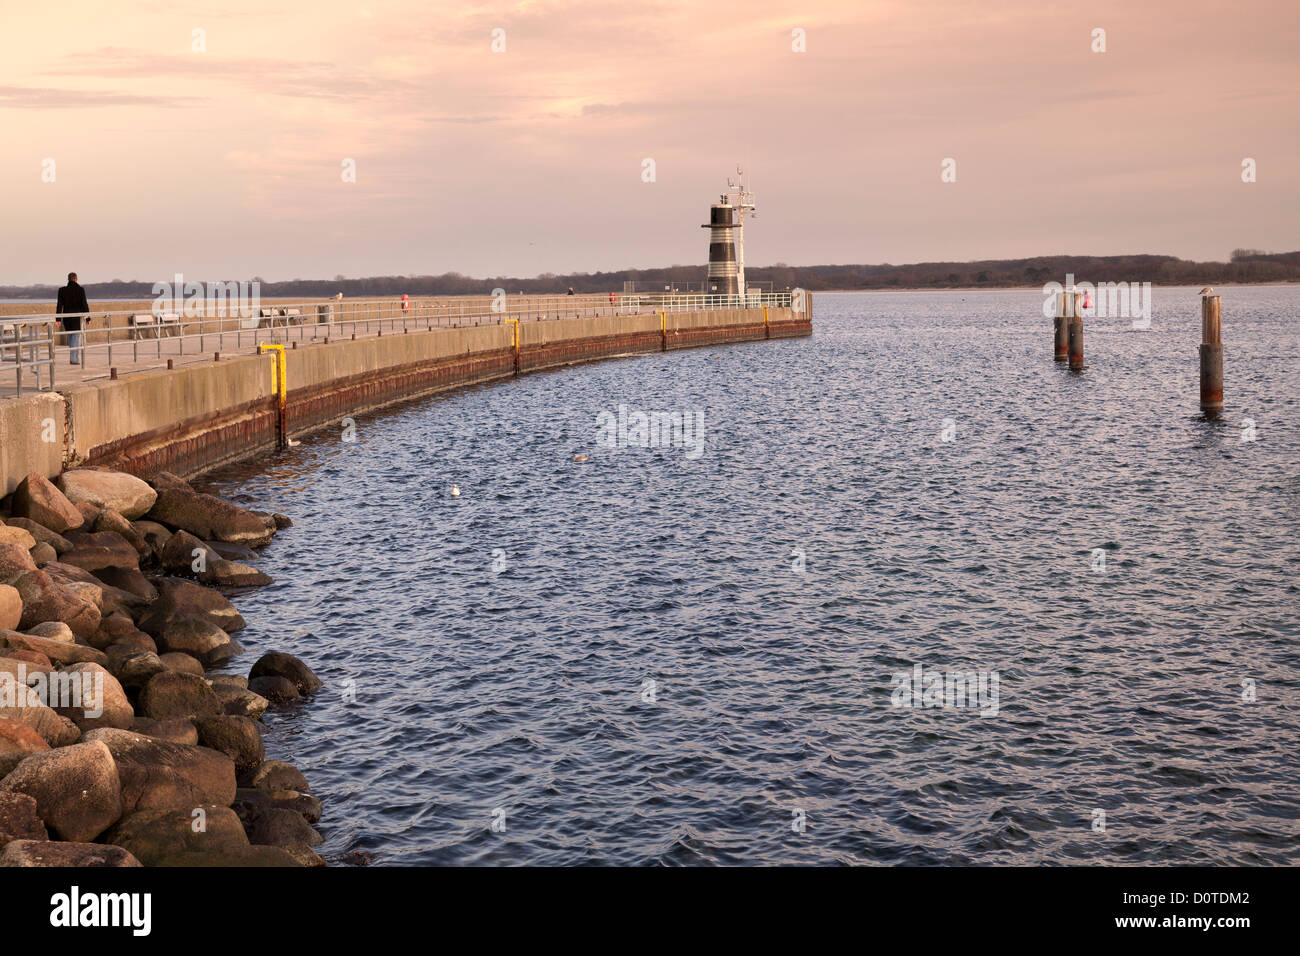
[701,167,755,303]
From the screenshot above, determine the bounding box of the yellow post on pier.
[505,318,520,374]
[258,343,287,448]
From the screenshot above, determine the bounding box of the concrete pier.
[2,301,811,492]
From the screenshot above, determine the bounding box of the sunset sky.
[1,0,1296,284]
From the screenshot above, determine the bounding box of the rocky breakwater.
[0,467,325,867]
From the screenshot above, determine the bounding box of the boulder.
[60,530,140,574]
[242,759,310,793]
[73,502,99,529]
[0,740,123,842]
[0,585,18,631]
[26,621,73,642]
[0,703,81,747]
[154,844,302,866]
[0,629,107,667]
[248,675,298,704]
[155,615,233,664]
[131,520,173,559]
[193,715,265,772]
[159,652,206,676]
[147,472,194,493]
[0,543,36,585]
[249,651,322,695]
[9,474,82,534]
[12,570,101,639]
[281,844,326,867]
[106,632,156,656]
[233,787,322,825]
[57,470,158,521]
[28,542,56,567]
[209,673,248,689]
[246,807,322,848]
[93,509,150,556]
[91,567,157,603]
[7,518,72,554]
[213,683,268,719]
[0,839,141,867]
[160,530,210,575]
[205,540,260,563]
[93,611,152,652]
[146,488,273,548]
[137,671,221,720]
[101,805,249,866]
[0,653,51,687]
[107,649,166,692]
[52,662,134,731]
[0,716,50,777]
[82,728,236,813]
[136,577,245,636]
[0,792,48,847]
[0,526,36,551]
[129,717,198,746]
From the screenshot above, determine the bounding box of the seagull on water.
[450,484,461,497]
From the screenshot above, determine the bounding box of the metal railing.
[1,318,56,395]
[1,291,797,396]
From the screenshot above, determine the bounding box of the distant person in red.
[56,271,89,365]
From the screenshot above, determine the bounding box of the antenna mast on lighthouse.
[726,166,756,301]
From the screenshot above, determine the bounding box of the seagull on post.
[1199,286,1215,295]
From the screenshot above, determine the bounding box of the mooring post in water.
[1067,292,1085,371]
[1053,292,1072,362]
[1200,292,1223,417]
[258,343,288,448]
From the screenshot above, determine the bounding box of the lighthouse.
[702,167,755,303]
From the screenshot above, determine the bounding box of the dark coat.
[56,282,89,330]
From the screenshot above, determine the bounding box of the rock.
[7,517,72,554]
[154,844,302,866]
[246,807,322,847]
[59,530,140,575]
[82,728,237,813]
[0,653,50,687]
[209,673,248,689]
[281,843,326,867]
[250,651,322,695]
[105,632,156,656]
[91,566,157,603]
[0,585,19,631]
[205,540,260,563]
[213,683,268,719]
[147,472,194,493]
[0,839,141,867]
[50,662,134,732]
[107,650,165,691]
[9,474,82,534]
[101,806,249,866]
[0,527,36,551]
[248,675,298,704]
[0,716,50,777]
[0,703,81,747]
[271,513,293,530]
[129,717,198,746]
[193,715,265,772]
[147,488,274,548]
[0,629,107,667]
[0,646,50,667]
[57,470,158,521]
[204,558,273,589]
[93,509,150,556]
[26,621,73,642]
[12,569,101,639]
[233,787,321,825]
[136,577,245,636]
[155,615,232,664]
[159,652,206,676]
[0,543,36,585]
[74,502,100,529]
[242,759,310,792]
[28,542,56,567]
[0,740,123,842]
[93,610,151,651]
[131,520,173,559]
[137,671,221,720]
[0,792,48,847]
[160,529,209,575]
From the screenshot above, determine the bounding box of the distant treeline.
[5,249,1297,299]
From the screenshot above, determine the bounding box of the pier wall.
[3,304,811,485]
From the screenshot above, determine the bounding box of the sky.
[1,0,1297,285]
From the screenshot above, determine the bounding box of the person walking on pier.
[56,271,89,365]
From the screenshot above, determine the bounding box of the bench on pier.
[157,314,181,337]
[128,314,158,339]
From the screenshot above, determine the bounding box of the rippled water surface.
[201,288,1300,865]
